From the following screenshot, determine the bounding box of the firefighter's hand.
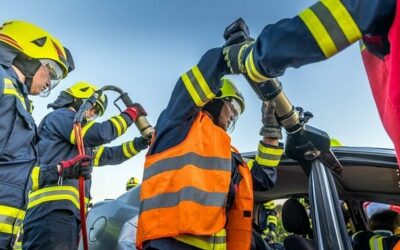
[133,136,149,151]
[260,101,282,139]
[223,38,254,74]
[59,155,92,180]
[123,103,147,122]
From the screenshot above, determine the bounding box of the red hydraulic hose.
[73,123,89,250]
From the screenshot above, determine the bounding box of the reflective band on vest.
[137,112,253,250]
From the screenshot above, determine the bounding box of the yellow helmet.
[126,177,140,191]
[215,78,245,114]
[330,138,343,147]
[65,82,108,116]
[0,20,74,78]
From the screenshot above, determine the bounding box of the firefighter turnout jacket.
[24,108,140,223]
[136,48,283,250]
[0,64,36,248]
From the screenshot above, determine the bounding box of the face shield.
[39,59,63,97]
[225,98,242,132]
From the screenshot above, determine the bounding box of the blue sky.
[1,1,392,201]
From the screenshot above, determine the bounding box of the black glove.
[123,103,147,122]
[260,101,282,139]
[133,136,149,151]
[223,38,254,74]
[59,155,92,180]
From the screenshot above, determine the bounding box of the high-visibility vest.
[361,0,400,164]
[136,112,253,250]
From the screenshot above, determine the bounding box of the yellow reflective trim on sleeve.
[321,0,361,44]
[245,49,271,83]
[31,166,40,192]
[115,115,128,134]
[110,117,122,136]
[299,8,337,57]
[258,144,284,156]
[182,72,205,107]
[93,146,105,166]
[247,159,255,170]
[264,201,276,209]
[255,155,280,167]
[129,141,139,155]
[122,142,133,158]
[192,66,216,100]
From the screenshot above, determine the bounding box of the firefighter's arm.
[29,164,60,191]
[92,137,148,167]
[239,0,395,82]
[70,113,134,147]
[248,140,283,191]
[163,48,228,121]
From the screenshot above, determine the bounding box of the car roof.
[241,146,400,205]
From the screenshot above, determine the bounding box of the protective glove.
[123,103,147,122]
[59,155,92,180]
[260,101,282,139]
[223,38,254,74]
[133,136,150,151]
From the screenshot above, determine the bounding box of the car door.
[309,159,352,250]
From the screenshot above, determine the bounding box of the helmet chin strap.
[12,53,42,93]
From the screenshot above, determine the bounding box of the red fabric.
[362,1,400,163]
[123,107,138,121]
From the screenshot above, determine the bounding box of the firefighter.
[0,20,75,249]
[126,176,140,191]
[136,47,284,249]
[22,82,150,250]
[223,0,400,166]
[261,201,278,243]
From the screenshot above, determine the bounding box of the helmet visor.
[39,59,63,97]
[225,98,241,132]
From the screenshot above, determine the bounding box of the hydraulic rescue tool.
[73,86,153,250]
[224,18,351,250]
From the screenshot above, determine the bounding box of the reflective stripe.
[181,66,216,106]
[141,186,226,213]
[3,78,27,110]
[0,205,25,235]
[256,144,283,167]
[110,117,123,136]
[28,186,89,210]
[143,152,231,180]
[122,141,138,158]
[267,216,278,226]
[174,229,227,250]
[31,166,40,192]
[115,115,128,133]
[299,0,361,57]
[245,49,270,83]
[369,235,384,250]
[70,120,95,144]
[93,146,105,166]
[263,201,275,210]
[247,159,255,170]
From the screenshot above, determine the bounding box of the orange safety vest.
[136,111,253,249]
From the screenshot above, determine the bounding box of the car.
[81,141,399,250]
